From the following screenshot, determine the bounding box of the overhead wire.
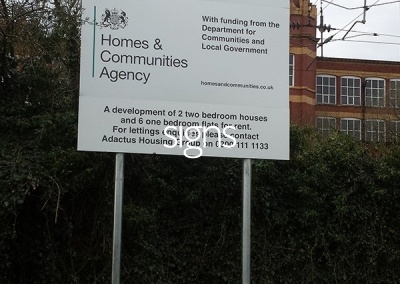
[319,0,400,47]
[317,0,400,39]
[321,0,363,10]
[321,0,400,9]
[330,0,380,38]
[343,29,400,38]
[317,0,333,16]
[366,0,400,7]
[292,1,400,59]
[329,39,400,45]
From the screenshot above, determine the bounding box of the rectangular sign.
[78,0,289,159]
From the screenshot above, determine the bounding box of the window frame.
[341,76,361,106]
[289,54,294,87]
[365,78,385,107]
[390,120,400,140]
[365,119,385,142]
[390,79,400,108]
[316,117,336,136]
[340,118,361,140]
[316,75,337,105]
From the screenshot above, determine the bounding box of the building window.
[365,78,385,107]
[341,77,361,105]
[390,121,400,140]
[317,75,336,104]
[390,79,400,108]
[289,54,294,87]
[365,120,385,142]
[341,118,361,140]
[316,117,336,136]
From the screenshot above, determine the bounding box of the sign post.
[242,158,252,284]
[112,153,124,284]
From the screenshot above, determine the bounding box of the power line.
[318,0,333,16]
[321,0,400,9]
[294,1,400,55]
[314,0,400,39]
[348,30,400,38]
[331,0,380,39]
[367,0,400,7]
[321,0,362,10]
[318,30,400,48]
[333,39,400,45]
[291,23,400,39]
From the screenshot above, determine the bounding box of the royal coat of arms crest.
[101,8,128,30]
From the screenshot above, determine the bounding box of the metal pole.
[320,0,324,57]
[112,153,124,284]
[242,158,251,284]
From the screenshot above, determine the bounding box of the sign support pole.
[242,158,251,284]
[112,153,124,284]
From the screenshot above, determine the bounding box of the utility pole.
[317,1,333,56]
[319,0,324,57]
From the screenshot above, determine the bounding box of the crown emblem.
[101,8,128,30]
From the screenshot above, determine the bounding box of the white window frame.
[365,120,385,142]
[341,76,361,106]
[340,118,361,140]
[289,54,294,87]
[365,78,385,107]
[390,121,400,140]
[390,79,400,108]
[316,75,336,104]
[316,117,336,136]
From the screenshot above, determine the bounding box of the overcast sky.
[313,0,400,61]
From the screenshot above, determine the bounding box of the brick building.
[290,0,400,142]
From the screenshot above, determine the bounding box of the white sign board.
[78,0,289,159]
